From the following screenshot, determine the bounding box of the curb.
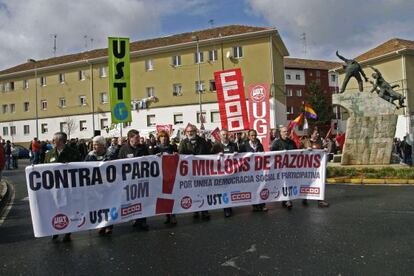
[326,178,414,185]
[0,180,11,216]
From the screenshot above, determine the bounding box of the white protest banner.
[26,150,326,237]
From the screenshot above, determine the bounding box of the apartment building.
[0,25,289,143]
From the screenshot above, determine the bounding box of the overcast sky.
[0,0,413,70]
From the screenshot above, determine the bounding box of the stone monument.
[333,55,403,165]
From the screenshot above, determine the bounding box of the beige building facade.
[0,25,289,144]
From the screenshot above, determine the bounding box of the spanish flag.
[304,103,317,119]
[287,113,304,132]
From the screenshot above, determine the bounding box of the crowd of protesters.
[1,125,412,242]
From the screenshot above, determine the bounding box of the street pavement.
[1,159,414,275]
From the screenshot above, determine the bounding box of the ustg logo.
[282,186,298,197]
[207,193,229,206]
[89,207,118,224]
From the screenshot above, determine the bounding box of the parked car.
[13,145,30,159]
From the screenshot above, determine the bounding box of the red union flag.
[248,84,270,151]
[156,124,173,135]
[214,69,249,132]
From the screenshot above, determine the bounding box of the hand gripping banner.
[26,150,326,237]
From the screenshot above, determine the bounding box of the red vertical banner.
[248,84,270,151]
[214,69,249,132]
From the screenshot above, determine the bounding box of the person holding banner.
[300,129,330,208]
[45,132,81,242]
[178,124,211,220]
[211,129,239,217]
[152,130,178,225]
[270,126,297,209]
[85,135,114,235]
[118,129,151,230]
[239,129,268,212]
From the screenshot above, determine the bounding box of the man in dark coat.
[271,126,297,209]
[118,129,150,230]
[211,129,239,217]
[45,132,81,242]
[178,124,211,220]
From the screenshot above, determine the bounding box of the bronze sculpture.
[336,51,369,93]
[369,66,406,109]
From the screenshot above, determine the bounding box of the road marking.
[21,197,29,201]
[0,181,15,226]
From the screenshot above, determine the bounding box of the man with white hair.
[45,132,81,242]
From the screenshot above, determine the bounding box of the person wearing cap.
[178,124,211,220]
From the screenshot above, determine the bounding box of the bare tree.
[61,117,77,139]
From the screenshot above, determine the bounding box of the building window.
[196,111,206,124]
[79,95,87,106]
[147,115,156,127]
[208,50,217,62]
[40,76,46,86]
[10,126,16,136]
[146,87,155,97]
[209,80,216,92]
[23,102,29,112]
[331,74,336,82]
[194,51,204,64]
[296,89,302,97]
[99,66,108,77]
[100,92,108,103]
[23,79,29,89]
[9,81,14,91]
[58,73,65,83]
[211,111,220,123]
[174,114,183,125]
[80,120,87,131]
[295,74,301,80]
[41,123,48,134]
[10,104,15,113]
[173,84,182,96]
[145,59,154,71]
[1,83,6,92]
[100,119,108,130]
[23,125,31,136]
[59,97,66,108]
[287,106,294,114]
[233,46,243,58]
[286,74,291,80]
[41,100,47,110]
[79,70,86,81]
[286,89,293,97]
[60,122,67,132]
[2,104,8,114]
[316,70,320,77]
[171,55,181,67]
[195,81,205,93]
[3,127,8,136]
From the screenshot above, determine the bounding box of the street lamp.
[27,59,39,138]
[192,35,204,130]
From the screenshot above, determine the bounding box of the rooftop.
[284,57,341,70]
[356,38,414,62]
[0,25,273,75]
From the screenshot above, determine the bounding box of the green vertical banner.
[108,37,131,123]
